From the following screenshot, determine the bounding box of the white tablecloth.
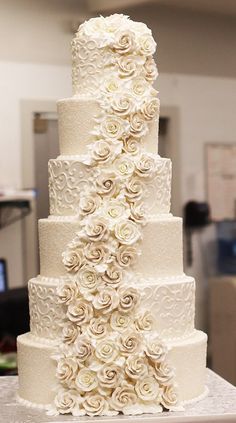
[1,369,236,423]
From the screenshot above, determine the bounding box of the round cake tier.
[38,215,183,278]
[57,97,159,156]
[17,330,207,406]
[48,155,171,217]
[28,274,195,343]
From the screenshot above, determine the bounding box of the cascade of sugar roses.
[48,14,180,417]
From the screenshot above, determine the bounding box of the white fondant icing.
[49,155,171,217]
[134,216,183,278]
[38,216,183,279]
[28,274,195,343]
[17,330,207,406]
[58,98,159,156]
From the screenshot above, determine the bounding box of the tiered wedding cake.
[17,14,207,416]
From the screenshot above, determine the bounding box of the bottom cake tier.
[17,330,207,408]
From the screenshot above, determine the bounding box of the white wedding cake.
[17,14,207,416]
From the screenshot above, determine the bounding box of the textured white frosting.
[58,98,159,156]
[49,155,171,217]
[17,330,207,406]
[28,274,195,342]
[38,215,183,278]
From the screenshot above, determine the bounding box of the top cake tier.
[59,15,160,156]
[71,14,158,97]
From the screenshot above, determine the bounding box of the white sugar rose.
[96,172,118,197]
[154,362,175,386]
[130,113,148,138]
[107,14,130,29]
[103,199,130,223]
[111,94,135,116]
[135,376,160,402]
[130,201,146,224]
[144,56,158,81]
[116,245,138,268]
[161,385,179,409]
[110,311,131,333]
[79,194,101,216]
[134,311,153,332]
[56,357,78,385]
[113,30,135,54]
[81,17,106,38]
[87,316,108,340]
[139,33,156,56]
[79,266,100,293]
[135,153,156,178]
[62,322,80,345]
[141,97,160,121]
[101,265,123,289]
[125,355,148,380]
[114,156,135,177]
[62,248,84,273]
[84,242,110,266]
[132,77,150,97]
[118,286,140,314]
[103,77,120,94]
[114,219,141,245]
[67,300,93,325]
[95,339,118,363]
[144,337,168,363]
[83,393,110,416]
[75,368,98,392]
[118,55,137,78]
[89,139,122,164]
[83,217,109,242]
[123,136,140,155]
[111,382,137,411]
[93,287,119,314]
[97,363,121,389]
[57,281,79,305]
[100,116,128,140]
[54,389,80,415]
[67,236,84,250]
[125,176,144,201]
[74,337,93,363]
[119,331,141,356]
[129,20,151,35]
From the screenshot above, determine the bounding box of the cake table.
[1,370,236,422]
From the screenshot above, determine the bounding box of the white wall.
[0,0,87,65]
[0,62,71,189]
[0,61,71,287]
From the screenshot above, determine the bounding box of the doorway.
[34,113,59,221]
[21,100,57,283]
[159,108,181,217]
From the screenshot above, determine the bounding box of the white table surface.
[1,369,236,423]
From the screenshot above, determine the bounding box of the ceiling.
[87,0,236,17]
